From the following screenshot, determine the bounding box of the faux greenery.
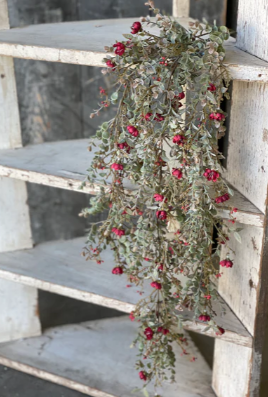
[81,2,239,394]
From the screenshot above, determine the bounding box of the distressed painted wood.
[217,222,263,336]
[0,54,21,149]
[222,82,268,214]
[173,0,190,17]
[0,317,215,397]
[0,279,40,343]
[236,0,268,62]
[213,205,268,397]
[0,0,9,30]
[0,236,252,347]
[0,139,263,227]
[212,47,268,397]
[0,1,41,342]
[212,0,268,392]
[0,19,266,81]
[9,1,90,246]
[213,341,253,397]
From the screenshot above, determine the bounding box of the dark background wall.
[0,1,236,396]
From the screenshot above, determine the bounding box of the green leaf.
[142,388,150,397]
[111,92,118,101]
[206,91,217,104]
[227,186,234,196]
[122,34,133,39]
[234,231,242,243]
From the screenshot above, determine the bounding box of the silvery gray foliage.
[81,3,240,394]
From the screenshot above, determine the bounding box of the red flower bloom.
[112,266,123,275]
[111,163,123,171]
[99,86,107,95]
[127,125,139,137]
[112,227,125,237]
[144,112,152,121]
[131,21,142,34]
[208,83,217,92]
[209,112,225,121]
[155,157,167,166]
[129,312,135,321]
[157,326,169,335]
[144,327,154,340]
[168,246,174,255]
[154,113,165,122]
[158,264,164,271]
[144,257,151,261]
[150,281,162,290]
[117,142,131,152]
[225,260,233,268]
[176,92,185,100]
[154,193,165,202]
[215,113,225,121]
[172,168,183,179]
[203,168,220,182]
[106,60,116,69]
[215,193,230,204]
[139,371,147,381]
[216,327,225,336]
[113,42,125,56]
[156,210,167,220]
[198,314,211,322]
[173,134,186,146]
[220,259,233,268]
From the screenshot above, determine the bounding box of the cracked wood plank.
[0,317,215,397]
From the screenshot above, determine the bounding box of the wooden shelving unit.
[0,1,267,396]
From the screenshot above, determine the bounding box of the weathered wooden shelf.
[0,19,267,81]
[0,316,215,397]
[0,237,252,347]
[0,139,264,227]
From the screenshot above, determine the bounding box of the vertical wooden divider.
[172,0,190,18]
[212,1,268,395]
[0,0,41,342]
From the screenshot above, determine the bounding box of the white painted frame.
[0,0,41,342]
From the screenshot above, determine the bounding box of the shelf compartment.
[0,237,252,347]
[0,139,264,227]
[0,19,267,81]
[0,316,216,397]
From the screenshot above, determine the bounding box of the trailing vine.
[81,2,241,394]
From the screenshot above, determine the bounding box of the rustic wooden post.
[172,0,190,17]
[0,0,41,342]
[212,1,268,396]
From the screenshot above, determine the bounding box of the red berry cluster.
[203,168,220,182]
[215,193,230,204]
[220,259,233,268]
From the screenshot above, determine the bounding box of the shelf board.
[0,19,266,81]
[0,317,215,397]
[0,237,252,347]
[0,139,264,227]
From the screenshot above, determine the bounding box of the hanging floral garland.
[81,2,240,394]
